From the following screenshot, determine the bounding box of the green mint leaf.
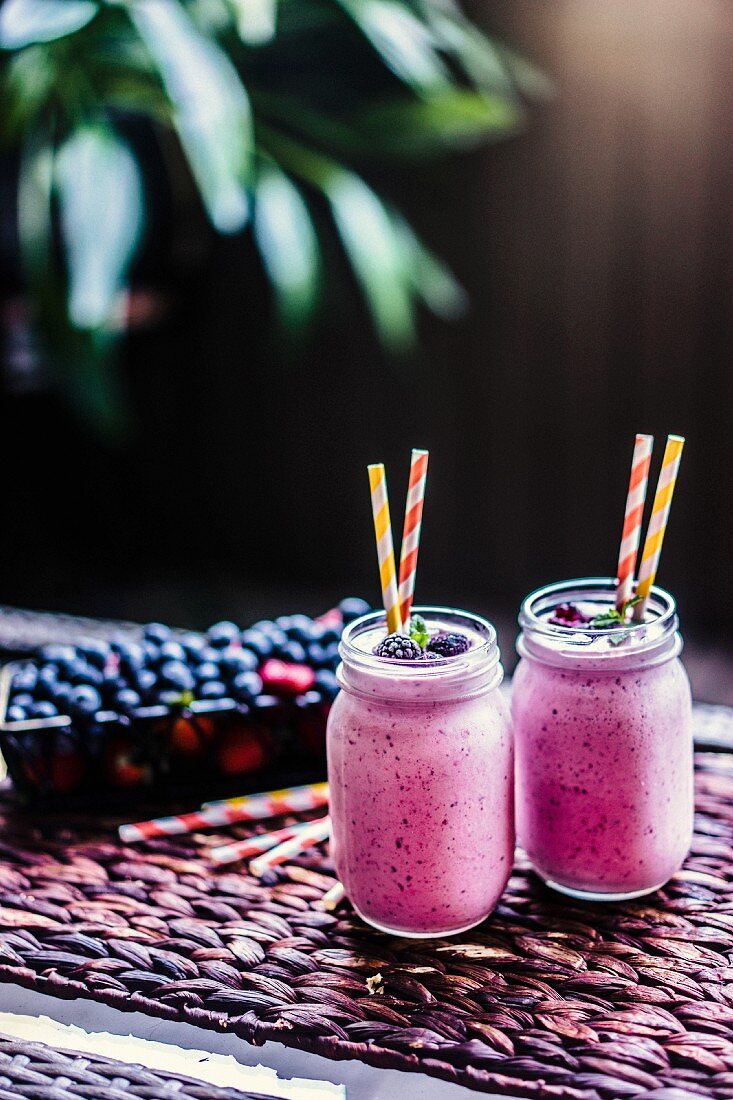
[409,614,430,649]
[590,595,643,630]
[589,608,624,629]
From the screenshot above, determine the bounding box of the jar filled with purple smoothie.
[327,607,514,937]
[513,577,693,901]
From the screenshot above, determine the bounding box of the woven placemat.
[0,707,730,1099]
[0,1031,277,1099]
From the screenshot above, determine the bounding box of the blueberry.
[158,640,187,665]
[278,614,314,645]
[39,644,77,664]
[280,640,307,664]
[323,641,341,669]
[207,621,240,648]
[314,670,340,702]
[231,671,263,702]
[36,666,60,698]
[196,646,221,665]
[159,661,195,692]
[308,643,326,668]
[69,685,101,715]
[114,688,142,713]
[315,624,341,646]
[117,642,146,673]
[11,692,34,710]
[70,662,104,688]
[250,620,279,638]
[144,622,171,645]
[79,638,109,669]
[13,667,38,693]
[29,700,58,719]
[135,668,158,699]
[180,632,207,659]
[54,683,73,710]
[240,630,273,662]
[6,705,26,723]
[339,597,371,623]
[198,680,227,700]
[220,647,258,677]
[195,661,220,682]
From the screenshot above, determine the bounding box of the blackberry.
[373,633,423,660]
[426,631,470,658]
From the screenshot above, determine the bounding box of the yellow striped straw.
[633,434,685,621]
[368,463,402,634]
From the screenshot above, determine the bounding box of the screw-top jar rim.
[339,606,503,702]
[517,577,682,669]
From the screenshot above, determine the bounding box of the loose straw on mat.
[616,434,654,611]
[321,881,346,911]
[203,781,328,812]
[210,820,324,866]
[120,783,329,843]
[398,449,429,629]
[249,816,331,878]
[368,463,402,634]
[633,434,685,622]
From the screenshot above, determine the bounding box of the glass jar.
[513,578,693,901]
[327,607,514,937]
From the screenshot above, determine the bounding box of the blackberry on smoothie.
[326,452,514,935]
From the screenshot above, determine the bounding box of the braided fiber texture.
[0,1033,275,1099]
[0,706,729,1098]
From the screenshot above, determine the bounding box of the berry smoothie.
[327,608,514,936]
[513,579,693,900]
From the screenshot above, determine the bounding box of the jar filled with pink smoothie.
[327,607,514,937]
[513,577,693,901]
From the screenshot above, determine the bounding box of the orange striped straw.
[616,434,654,611]
[249,816,331,878]
[633,434,685,622]
[368,463,402,634]
[210,820,319,865]
[398,449,429,629]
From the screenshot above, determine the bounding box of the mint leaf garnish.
[409,614,430,649]
[589,595,642,629]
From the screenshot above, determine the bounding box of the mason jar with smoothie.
[512,434,692,900]
[327,452,514,936]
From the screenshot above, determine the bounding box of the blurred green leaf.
[130,0,252,232]
[356,90,522,155]
[55,124,145,329]
[336,0,448,94]
[17,126,55,289]
[253,164,320,329]
[227,0,277,44]
[393,214,467,319]
[0,0,98,48]
[327,170,415,349]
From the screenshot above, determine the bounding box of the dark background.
[1,0,731,700]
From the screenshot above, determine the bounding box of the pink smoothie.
[513,581,693,899]
[327,609,514,936]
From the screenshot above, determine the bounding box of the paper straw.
[203,781,328,812]
[398,449,429,629]
[616,434,654,611]
[210,820,323,865]
[321,881,346,911]
[368,463,402,634]
[249,816,331,878]
[633,434,685,621]
[120,782,329,843]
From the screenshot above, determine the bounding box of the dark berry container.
[0,607,350,805]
